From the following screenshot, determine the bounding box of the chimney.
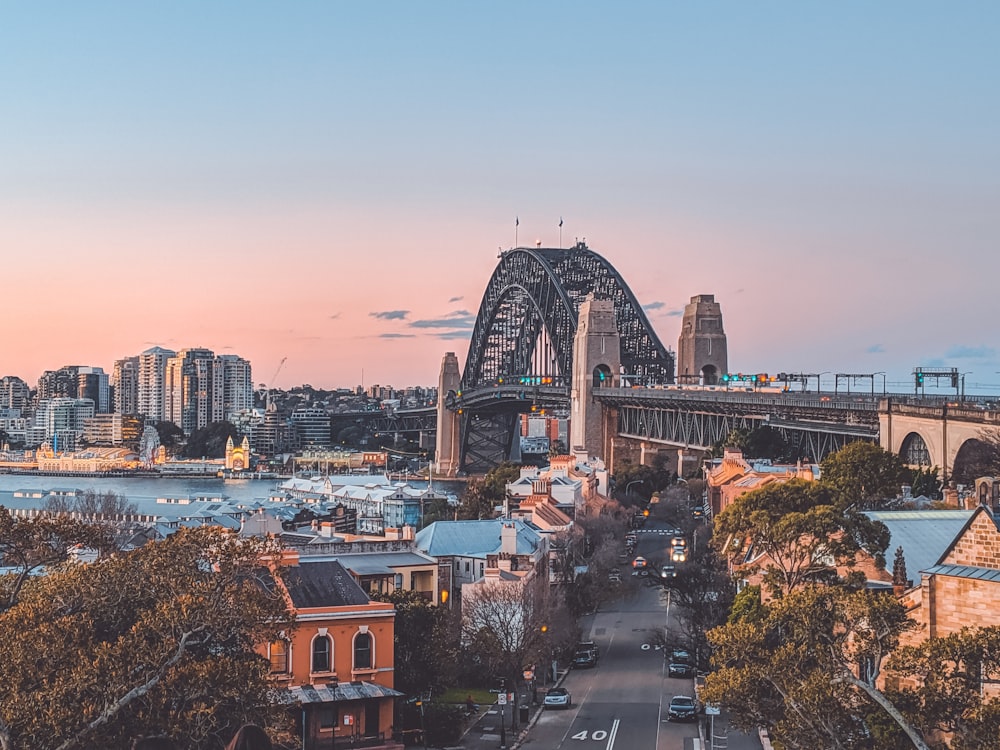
[501,522,518,556]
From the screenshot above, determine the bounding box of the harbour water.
[0,473,467,507]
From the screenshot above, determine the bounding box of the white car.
[544,687,572,708]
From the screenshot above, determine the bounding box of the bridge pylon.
[570,294,621,463]
[435,352,462,477]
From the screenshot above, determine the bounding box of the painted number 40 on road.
[572,719,621,746]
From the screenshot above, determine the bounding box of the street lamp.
[625,479,643,498]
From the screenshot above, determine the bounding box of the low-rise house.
[706,448,819,517]
[415,519,547,606]
[269,553,403,750]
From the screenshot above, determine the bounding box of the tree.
[0,507,113,614]
[373,589,456,697]
[886,626,1000,749]
[457,463,521,520]
[182,421,241,459]
[820,442,909,510]
[153,421,184,454]
[42,490,136,518]
[656,547,735,668]
[892,547,909,589]
[713,480,889,596]
[906,467,943,502]
[702,586,929,750]
[0,527,293,750]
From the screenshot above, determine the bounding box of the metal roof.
[414,519,542,558]
[281,681,404,705]
[924,564,1000,582]
[863,510,974,575]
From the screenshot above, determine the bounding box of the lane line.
[606,718,620,750]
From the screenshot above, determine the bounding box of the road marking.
[606,719,620,750]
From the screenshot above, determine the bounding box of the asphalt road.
[519,518,701,750]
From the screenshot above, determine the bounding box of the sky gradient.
[2,2,998,394]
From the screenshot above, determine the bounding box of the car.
[543,687,572,708]
[572,649,597,668]
[660,564,677,580]
[576,641,600,661]
[667,695,698,722]
[671,648,692,664]
[608,569,622,583]
[668,661,695,678]
[671,546,688,563]
[632,556,648,569]
[671,536,687,548]
[692,506,706,519]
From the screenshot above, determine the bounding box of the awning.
[282,681,404,705]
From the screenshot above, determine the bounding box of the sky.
[2,2,998,395]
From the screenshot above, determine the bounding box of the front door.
[364,700,379,738]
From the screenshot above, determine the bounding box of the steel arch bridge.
[452,242,674,471]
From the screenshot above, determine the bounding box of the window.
[465,561,470,572]
[354,631,373,670]
[394,573,403,590]
[312,634,332,673]
[479,562,484,576]
[269,639,289,674]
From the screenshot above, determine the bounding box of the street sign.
[705,704,721,716]
[497,693,507,705]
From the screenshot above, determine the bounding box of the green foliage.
[886,626,1000,747]
[820,442,908,510]
[703,586,925,750]
[0,527,293,750]
[182,421,241,459]
[457,462,521,520]
[906,466,943,502]
[153,421,184,453]
[612,459,673,502]
[713,479,889,596]
[728,585,766,625]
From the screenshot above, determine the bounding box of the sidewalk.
[697,710,764,750]
[447,668,570,750]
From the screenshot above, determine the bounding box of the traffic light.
[916,371,925,385]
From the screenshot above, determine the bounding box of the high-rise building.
[112,357,139,415]
[138,347,176,423]
[0,376,30,411]
[76,367,110,413]
[214,354,253,421]
[37,366,81,401]
[288,406,331,447]
[34,397,95,451]
[165,348,216,435]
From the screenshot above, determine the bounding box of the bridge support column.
[570,295,621,463]
[435,352,461,477]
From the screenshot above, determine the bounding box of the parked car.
[544,687,572,709]
[668,661,695,678]
[667,695,698,722]
[576,641,600,661]
[671,649,692,664]
[572,649,597,669]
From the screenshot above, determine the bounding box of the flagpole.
[515,216,519,248]
[559,217,563,248]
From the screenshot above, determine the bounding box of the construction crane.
[258,357,287,410]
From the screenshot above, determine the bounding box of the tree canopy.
[0,527,293,750]
[372,589,455,697]
[713,479,889,596]
[820,442,909,510]
[703,586,927,750]
[182,421,241,459]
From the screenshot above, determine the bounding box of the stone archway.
[899,432,931,467]
[952,438,998,486]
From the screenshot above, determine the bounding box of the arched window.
[269,639,290,674]
[353,631,373,670]
[593,365,612,388]
[311,634,332,673]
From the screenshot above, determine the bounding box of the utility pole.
[499,677,507,750]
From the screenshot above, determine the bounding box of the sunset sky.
[2,2,997,394]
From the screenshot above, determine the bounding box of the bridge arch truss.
[461,243,674,389]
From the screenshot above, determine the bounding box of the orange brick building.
[706,449,818,517]
[267,554,403,750]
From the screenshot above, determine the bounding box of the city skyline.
[2,3,998,392]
